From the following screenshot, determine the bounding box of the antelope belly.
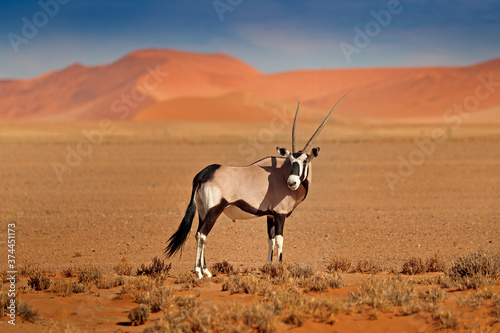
[223,205,257,221]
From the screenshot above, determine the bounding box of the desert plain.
[1,46,500,333]
[1,119,499,332]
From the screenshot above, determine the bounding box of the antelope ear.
[276,147,290,158]
[311,147,320,158]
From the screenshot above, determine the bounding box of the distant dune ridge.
[1,48,499,122]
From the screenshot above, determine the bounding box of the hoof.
[194,268,203,279]
[202,268,212,278]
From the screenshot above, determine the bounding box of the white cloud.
[233,21,342,54]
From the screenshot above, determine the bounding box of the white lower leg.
[268,238,275,263]
[194,232,204,279]
[201,246,212,278]
[276,235,284,263]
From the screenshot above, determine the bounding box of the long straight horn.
[292,101,300,153]
[302,94,347,153]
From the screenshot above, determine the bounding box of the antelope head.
[277,95,346,190]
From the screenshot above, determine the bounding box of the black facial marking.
[292,152,303,158]
[290,162,300,176]
[278,147,288,156]
[312,147,320,157]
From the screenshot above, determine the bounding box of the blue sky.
[1,0,499,79]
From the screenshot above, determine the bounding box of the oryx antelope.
[165,96,346,278]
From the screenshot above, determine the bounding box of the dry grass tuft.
[133,286,174,312]
[457,287,496,308]
[51,280,88,296]
[327,256,352,273]
[447,250,500,290]
[426,252,447,272]
[128,304,150,326]
[287,263,314,279]
[434,310,459,329]
[0,270,7,283]
[351,259,382,274]
[450,250,500,278]
[114,257,135,276]
[96,275,124,289]
[349,276,416,311]
[62,266,77,278]
[419,286,447,303]
[158,296,217,332]
[237,302,277,333]
[17,302,39,323]
[172,271,205,289]
[401,257,428,275]
[19,262,45,277]
[401,253,447,275]
[299,272,344,292]
[28,272,51,291]
[136,256,171,278]
[211,260,235,275]
[222,275,272,295]
[77,264,103,284]
[260,263,289,284]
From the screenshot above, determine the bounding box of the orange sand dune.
[0,49,499,122]
[136,91,283,122]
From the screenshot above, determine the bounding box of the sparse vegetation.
[28,272,51,291]
[172,271,206,289]
[260,263,289,284]
[434,310,459,329]
[17,302,39,323]
[222,274,272,295]
[238,301,277,333]
[426,252,447,272]
[51,280,88,296]
[401,253,447,275]
[299,272,344,292]
[327,256,352,273]
[136,256,171,278]
[351,259,382,274]
[19,262,44,277]
[211,260,235,275]
[288,263,314,279]
[447,250,500,290]
[133,286,174,312]
[159,296,217,332]
[114,257,134,276]
[96,274,124,289]
[62,266,77,278]
[77,264,103,284]
[128,304,150,326]
[401,257,428,275]
[7,252,500,331]
[349,277,416,311]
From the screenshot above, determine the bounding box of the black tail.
[165,164,221,258]
[165,186,197,258]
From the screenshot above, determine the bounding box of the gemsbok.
[165,95,346,278]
